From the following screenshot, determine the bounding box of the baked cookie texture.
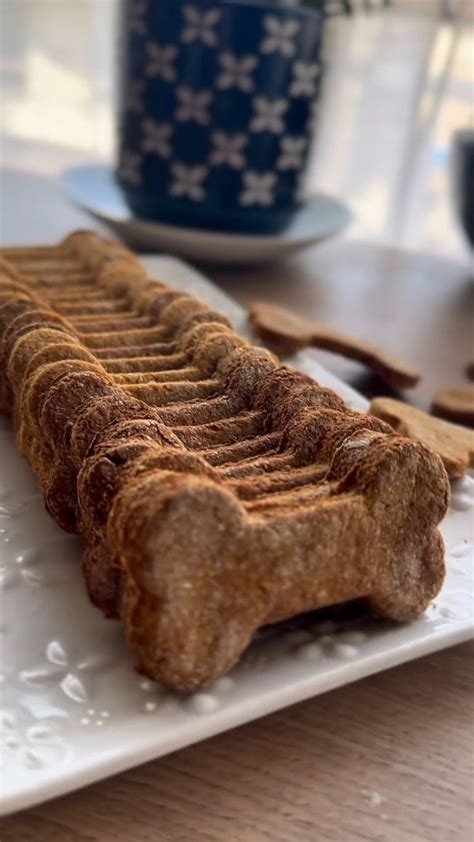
[0,232,450,689]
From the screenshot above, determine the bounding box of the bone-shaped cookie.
[105,429,447,688]
[0,232,450,691]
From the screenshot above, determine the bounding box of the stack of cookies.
[0,232,449,689]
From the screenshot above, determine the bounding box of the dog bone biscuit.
[0,232,450,689]
[431,386,474,428]
[370,396,474,478]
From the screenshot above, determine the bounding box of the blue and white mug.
[117,0,325,233]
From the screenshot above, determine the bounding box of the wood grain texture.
[2,642,472,842]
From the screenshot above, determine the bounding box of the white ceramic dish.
[61,165,352,266]
[0,256,473,816]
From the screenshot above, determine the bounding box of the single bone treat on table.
[0,232,449,689]
[248,300,421,391]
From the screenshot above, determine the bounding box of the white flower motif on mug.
[145,43,178,81]
[127,0,147,36]
[250,97,288,134]
[118,151,142,186]
[260,16,300,58]
[142,119,173,158]
[175,86,212,125]
[170,163,208,201]
[217,53,258,93]
[210,132,247,169]
[290,62,321,97]
[277,136,307,170]
[240,171,277,207]
[124,79,145,113]
[181,5,221,47]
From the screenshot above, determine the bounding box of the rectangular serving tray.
[1,256,472,815]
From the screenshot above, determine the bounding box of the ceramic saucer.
[61,165,352,266]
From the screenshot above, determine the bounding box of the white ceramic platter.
[61,166,352,266]
[0,256,473,815]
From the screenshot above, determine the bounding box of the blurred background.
[0,0,472,258]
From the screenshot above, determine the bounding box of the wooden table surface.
[0,170,473,841]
